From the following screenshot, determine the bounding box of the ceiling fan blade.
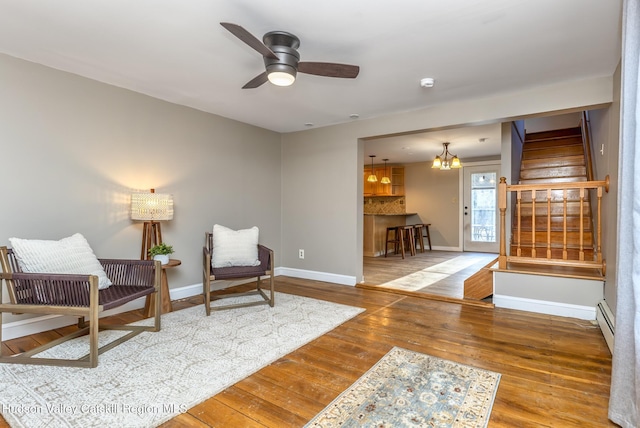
[242,72,269,89]
[298,62,360,78]
[220,22,279,60]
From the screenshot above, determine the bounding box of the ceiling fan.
[220,22,360,89]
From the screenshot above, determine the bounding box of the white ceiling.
[0,0,622,163]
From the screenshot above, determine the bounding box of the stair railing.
[580,111,595,182]
[498,176,609,274]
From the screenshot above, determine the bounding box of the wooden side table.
[143,259,181,318]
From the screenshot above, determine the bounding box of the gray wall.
[0,53,282,320]
[404,162,460,248]
[590,63,622,315]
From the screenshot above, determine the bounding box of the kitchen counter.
[363,213,419,257]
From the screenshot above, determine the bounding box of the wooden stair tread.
[522,149,585,162]
[492,261,604,281]
[515,190,592,202]
[524,127,582,141]
[523,136,583,151]
[521,155,585,169]
[508,248,596,262]
[520,165,587,180]
[519,176,587,185]
[511,233,594,247]
[517,216,592,229]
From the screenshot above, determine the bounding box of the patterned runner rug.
[0,293,364,428]
[305,347,501,428]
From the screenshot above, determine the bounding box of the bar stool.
[401,225,416,256]
[413,223,432,251]
[384,226,405,258]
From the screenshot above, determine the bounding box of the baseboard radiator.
[596,300,615,353]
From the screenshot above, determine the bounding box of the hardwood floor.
[0,276,614,427]
[362,250,497,302]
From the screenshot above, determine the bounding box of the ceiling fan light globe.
[268,71,296,86]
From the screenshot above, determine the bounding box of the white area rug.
[0,293,364,428]
[381,255,493,292]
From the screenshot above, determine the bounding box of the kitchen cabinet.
[363,166,404,196]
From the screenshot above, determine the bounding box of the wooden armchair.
[0,247,161,368]
[202,231,274,315]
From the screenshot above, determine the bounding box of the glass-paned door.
[463,165,500,253]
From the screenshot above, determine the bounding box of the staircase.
[511,126,595,261]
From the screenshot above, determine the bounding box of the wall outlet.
[298,249,305,259]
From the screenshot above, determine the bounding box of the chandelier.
[432,142,461,170]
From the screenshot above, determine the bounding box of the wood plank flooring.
[0,276,614,427]
[362,250,497,302]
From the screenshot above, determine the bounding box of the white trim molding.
[277,267,356,286]
[493,295,597,320]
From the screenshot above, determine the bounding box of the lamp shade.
[432,156,442,169]
[131,190,174,221]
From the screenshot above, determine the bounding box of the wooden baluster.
[498,177,507,269]
[517,189,522,257]
[579,187,585,261]
[531,189,536,258]
[546,189,551,259]
[563,188,568,260]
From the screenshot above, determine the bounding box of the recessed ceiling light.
[420,77,435,88]
[305,122,314,127]
[349,114,359,119]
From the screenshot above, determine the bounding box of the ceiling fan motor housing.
[263,31,300,78]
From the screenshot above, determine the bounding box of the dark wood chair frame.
[0,247,161,368]
[202,232,274,315]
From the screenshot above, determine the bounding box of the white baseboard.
[596,300,614,353]
[431,246,462,252]
[493,294,596,320]
[277,267,356,286]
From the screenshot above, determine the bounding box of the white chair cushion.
[9,233,112,289]
[211,224,260,268]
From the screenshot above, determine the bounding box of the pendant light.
[432,142,462,170]
[367,155,378,182]
[380,159,391,184]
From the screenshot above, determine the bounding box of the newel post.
[498,177,507,269]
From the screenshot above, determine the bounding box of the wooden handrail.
[581,111,595,182]
[498,176,609,274]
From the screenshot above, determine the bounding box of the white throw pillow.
[211,224,260,268]
[9,233,113,290]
